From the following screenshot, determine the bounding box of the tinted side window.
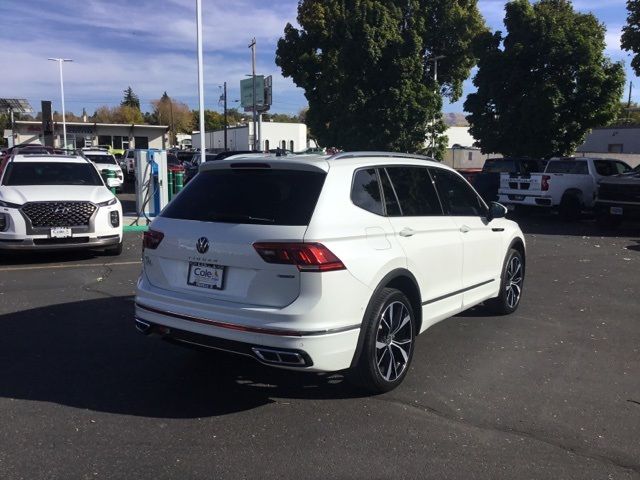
[351,169,383,215]
[430,168,485,216]
[385,167,442,216]
[379,169,401,216]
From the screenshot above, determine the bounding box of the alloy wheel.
[375,301,413,382]
[505,256,523,309]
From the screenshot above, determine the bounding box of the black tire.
[350,288,416,394]
[104,239,123,256]
[486,248,525,315]
[559,194,581,221]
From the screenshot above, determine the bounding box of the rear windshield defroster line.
[161,168,327,226]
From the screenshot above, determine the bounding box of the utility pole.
[249,37,258,151]
[48,57,73,149]
[425,54,445,155]
[196,0,206,159]
[223,82,228,150]
[627,81,633,123]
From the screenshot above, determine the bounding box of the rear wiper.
[209,213,275,223]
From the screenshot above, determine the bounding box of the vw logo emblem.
[196,237,209,254]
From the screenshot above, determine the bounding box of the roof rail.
[330,151,437,162]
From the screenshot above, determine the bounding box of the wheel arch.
[349,268,422,369]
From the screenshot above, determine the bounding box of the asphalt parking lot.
[0,215,638,480]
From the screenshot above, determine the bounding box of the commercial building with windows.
[192,122,308,152]
[11,120,169,150]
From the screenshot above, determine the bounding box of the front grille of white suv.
[22,202,97,228]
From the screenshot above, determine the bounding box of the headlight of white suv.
[0,200,22,208]
[97,198,118,207]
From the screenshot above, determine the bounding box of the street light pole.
[48,58,72,149]
[248,38,257,151]
[196,0,206,160]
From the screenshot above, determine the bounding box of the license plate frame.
[610,206,623,215]
[50,227,72,238]
[187,262,225,290]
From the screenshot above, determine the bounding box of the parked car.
[123,149,136,178]
[0,152,123,254]
[473,157,547,203]
[167,153,185,174]
[81,148,124,192]
[134,152,526,393]
[595,164,640,228]
[498,157,633,219]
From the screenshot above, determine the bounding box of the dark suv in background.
[595,164,640,228]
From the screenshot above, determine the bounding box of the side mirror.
[488,201,508,221]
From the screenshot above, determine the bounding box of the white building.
[192,122,308,152]
[12,120,169,150]
[578,126,640,154]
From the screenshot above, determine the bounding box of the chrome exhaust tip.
[251,347,307,366]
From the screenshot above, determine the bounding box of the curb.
[124,225,149,232]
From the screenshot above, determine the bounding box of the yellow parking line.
[0,261,140,272]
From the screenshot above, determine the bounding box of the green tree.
[608,101,640,126]
[192,110,225,132]
[151,92,194,144]
[622,0,640,76]
[121,86,141,110]
[465,0,625,158]
[275,0,485,158]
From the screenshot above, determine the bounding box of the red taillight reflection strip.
[253,242,346,272]
[143,229,164,250]
[135,303,360,337]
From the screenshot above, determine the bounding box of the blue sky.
[0,0,634,117]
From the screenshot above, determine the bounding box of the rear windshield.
[546,160,588,174]
[84,154,117,165]
[2,162,104,186]
[482,159,516,173]
[162,168,326,225]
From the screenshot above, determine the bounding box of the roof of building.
[15,120,169,129]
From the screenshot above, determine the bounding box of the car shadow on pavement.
[0,296,365,418]
[0,249,113,266]
[508,211,640,238]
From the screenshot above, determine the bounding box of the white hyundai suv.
[135,152,525,392]
[81,148,124,192]
[0,153,123,254]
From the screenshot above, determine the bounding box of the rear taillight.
[143,229,164,251]
[253,242,345,272]
[541,175,551,191]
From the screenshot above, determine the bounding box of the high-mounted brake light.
[541,175,551,191]
[253,242,346,272]
[143,229,164,251]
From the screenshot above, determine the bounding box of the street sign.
[240,76,265,110]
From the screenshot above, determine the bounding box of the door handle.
[399,228,415,237]
[459,225,471,233]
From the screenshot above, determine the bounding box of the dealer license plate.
[610,207,623,215]
[50,227,72,238]
[187,262,224,290]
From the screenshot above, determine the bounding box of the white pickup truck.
[498,157,633,219]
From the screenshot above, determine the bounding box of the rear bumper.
[498,193,552,207]
[134,271,371,372]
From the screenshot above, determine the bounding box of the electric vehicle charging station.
[134,149,169,219]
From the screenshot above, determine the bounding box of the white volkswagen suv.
[0,153,123,254]
[135,152,525,392]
